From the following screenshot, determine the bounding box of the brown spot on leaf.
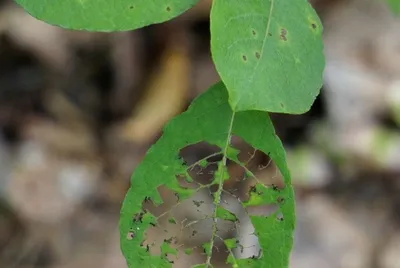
[280,28,287,41]
[252,29,257,36]
[242,55,247,61]
[311,23,316,29]
[133,211,145,223]
[129,5,134,9]
[127,231,135,240]
[166,6,171,12]
[280,103,284,108]
[268,32,272,36]
[255,51,260,59]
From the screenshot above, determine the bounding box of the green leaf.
[119,82,295,267]
[224,238,237,250]
[210,0,325,114]
[14,0,200,31]
[215,206,238,222]
[386,0,400,15]
[184,248,194,255]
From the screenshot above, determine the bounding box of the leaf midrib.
[235,0,275,109]
[205,111,236,267]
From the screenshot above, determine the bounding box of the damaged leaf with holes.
[120,82,295,267]
[211,0,325,114]
[15,0,200,31]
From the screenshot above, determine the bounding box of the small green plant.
[15,0,325,267]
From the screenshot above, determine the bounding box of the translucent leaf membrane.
[119,82,295,267]
[15,0,200,31]
[210,0,325,114]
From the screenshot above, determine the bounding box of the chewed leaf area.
[133,141,282,266]
[120,82,295,268]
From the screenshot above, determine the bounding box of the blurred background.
[0,0,399,267]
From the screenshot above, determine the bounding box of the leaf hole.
[246,203,279,217]
[133,210,147,223]
[179,142,222,185]
[277,196,285,204]
[276,211,284,222]
[127,231,135,240]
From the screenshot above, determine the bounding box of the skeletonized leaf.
[119,82,295,267]
[210,0,325,114]
[14,0,200,31]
